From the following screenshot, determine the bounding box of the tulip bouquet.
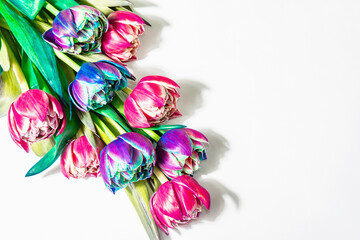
[0,1,211,239]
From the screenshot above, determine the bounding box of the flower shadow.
[42,163,61,178]
[168,79,209,125]
[135,14,169,61]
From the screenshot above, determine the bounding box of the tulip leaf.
[6,0,46,20]
[75,109,96,133]
[125,182,161,240]
[25,114,80,177]
[46,0,78,11]
[94,105,132,132]
[0,1,65,103]
[143,125,187,131]
[91,112,116,144]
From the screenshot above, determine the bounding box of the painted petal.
[118,132,154,160]
[42,29,61,50]
[131,83,167,108]
[156,147,183,170]
[107,138,132,167]
[139,76,180,90]
[73,136,95,167]
[14,89,49,121]
[173,175,210,210]
[61,140,75,179]
[124,96,151,128]
[184,128,208,143]
[108,11,146,26]
[158,129,193,156]
[150,194,169,235]
[173,181,198,217]
[53,9,78,38]
[154,182,183,221]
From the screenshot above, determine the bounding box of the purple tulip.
[61,136,104,179]
[100,132,156,193]
[8,89,66,152]
[68,60,131,112]
[124,76,182,128]
[43,5,108,54]
[156,128,208,179]
[150,175,210,234]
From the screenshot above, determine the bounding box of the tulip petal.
[158,129,193,156]
[173,181,198,217]
[150,194,169,234]
[124,96,151,128]
[118,132,154,160]
[139,76,180,90]
[14,89,49,121]
[156,147,183,171]
[173,175,210,210]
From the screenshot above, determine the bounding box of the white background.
[1,0,360,239]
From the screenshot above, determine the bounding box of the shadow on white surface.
[42,163,61,178]
[175,80,209,124]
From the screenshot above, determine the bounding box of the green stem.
[54,50,81,72]
[122,87,133,95]
[44,1,60,16]
[142,129,161,142]
[153,166,169,184]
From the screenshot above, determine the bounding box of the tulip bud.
[156,128,208,179]
[8,89,66,152]
[150,175,210,234]
[99,132,156,193]
[124,76,181,128]
[101,11,146,62]
[43,5,108,54]
[68,60,131,112]
[61,136,104,179]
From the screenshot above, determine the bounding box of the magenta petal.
[173,175,211,210]
[173,182,198,217]
[124,96,151,128]
[150,194,169,235]
[61,140,75,179]
[14,89,49,121]
[139,76,180,90]
[108,11,146,26]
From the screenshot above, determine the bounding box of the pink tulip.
[101,11,146,62]
[8,89,66,152]
[61,136,104,179]
[124,76,182,128]
[150,175,210,234]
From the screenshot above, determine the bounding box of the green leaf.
[46,0,78,11]
[143,125,187,131]
[7,0,46,20]
[125,182,161,240]
[94,105,132,132]
[0,1,65,102]
[25,113,80,177]
[90,112,116,144]
[75,109,96,133]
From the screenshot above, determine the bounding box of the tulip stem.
[153,166,169,184]
[54,50,81,72]
[122,87,133,95]
[44,2,60,16]
[142,129,161,142]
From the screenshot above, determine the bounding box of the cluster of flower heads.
[5,4,210,237]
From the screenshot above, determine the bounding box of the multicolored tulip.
[43,5,108,54]
[68,60,131,112]
[150,175,210,234]
[156,128,208,179]
[101,11,146,62]
[8,89,66,152]
[100,132,156,193]
[61,136,104,179]
[124,76,181,128]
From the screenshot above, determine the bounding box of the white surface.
[1,0,360,239]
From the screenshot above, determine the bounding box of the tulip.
[43,5,108,54]
[68,60,131,112]
[124,76,181,128]
[101,11,146,62]
[61,136,104,179]
[8,89,66,152]
[99,132,156,193]
[150,175,210,234]
[156,128,208,179]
